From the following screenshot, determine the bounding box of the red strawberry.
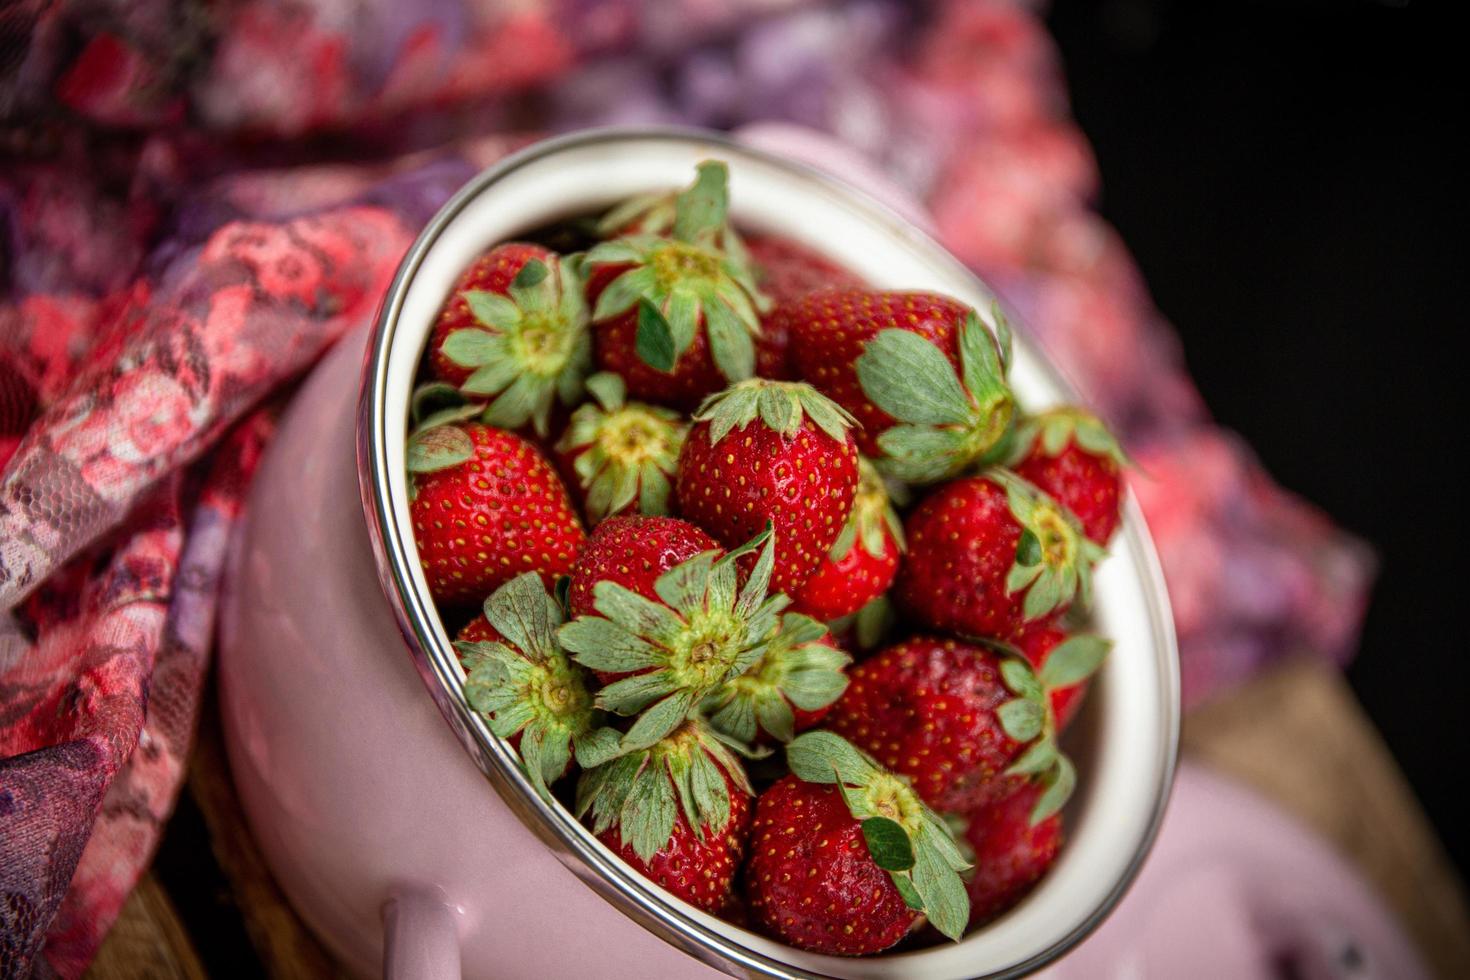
[1015,625,1109,732]
[745,234,866,379]
[426,243,592,436]
[407,422,585,606]
[566,515,720,620]
[701,613,850,744]
[784,289,1016,480]
[824,635,1103,815]
[554,372,687,523]
[579,720,753,914]
[1012,407,1128,545]
[453,573,613,795]
[790,456,903,621]
[895,469,1104,642]
[745,733,971,954]
[585,162,769,411]
[963,782,1062,926]
[560,527,788,749]
[676,379,859,597]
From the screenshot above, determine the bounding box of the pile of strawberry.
[404,162,1129,956]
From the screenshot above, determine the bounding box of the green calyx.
[558,528,788,751]
[828,456,905,562]
[444,255,593,437]
[993,468,1108,622]
[577,718,753,863]
[455,573,622,800]
[556,372,687,521]
[856,303,1019,483]
[992,635,1110,824]
[693,378,856,446]
[1010,406,1131,468]
[701,613,851,744]
[786,732,971,941]
[404,383,484,478]
[585,161,769,382]
[595,177,754,271]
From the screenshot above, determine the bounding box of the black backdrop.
[1046,0,1466,871]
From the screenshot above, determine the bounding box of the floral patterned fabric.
[0,1,1372,976]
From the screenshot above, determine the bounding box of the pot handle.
[383,890,461,980]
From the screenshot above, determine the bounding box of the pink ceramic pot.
[218,129,1180,979]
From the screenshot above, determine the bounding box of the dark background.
[1046,0,1465,871]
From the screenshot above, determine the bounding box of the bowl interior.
[362,128,1179,980]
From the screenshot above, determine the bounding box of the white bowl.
[361,128,1180,977]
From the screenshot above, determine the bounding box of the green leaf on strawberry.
[438,255,592,437]
[455,573,613,800]
[991,468,1108,621]
[991,639,1111,824]
[555,372,686,521]
[786,731,972,941]
[558,527,789,750]
[1009,406,1132,468]
[576,718,751,863]
[701,612,850,744]
[693,378,857,446]
[856,309,1017,482]
[585,162,769,382]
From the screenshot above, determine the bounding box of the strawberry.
[454,573,618,796]
[1015,624,1109,732]
[745,234,866,379]
[565,515,720,621]
[675,379,859,597]
[895,469,1105,641]
[790,456,903,621]
[1012,407,1128,545]
[559,529,788,750]
[554,372,687,523]
[701,613,850,744]
[785,289,1017,481]
[577,719,753,914]
[406,421,585,606]
[745,732,970,954]
[426,243,592,436]
[585,162,769,411]
[962,782,1062,926]
[824,635,1105,816]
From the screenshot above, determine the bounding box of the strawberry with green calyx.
[566,515,719,622]
[584,161,769,409]
[595,183,753,271]
[896,469,1105,641]
[558,529,788,750]
[407,421,585,606]
[744,731,971,952]
[676,378,859,596]
[701,613,851,744]
[790,456,904,621]
[990,635,1108,823]
[455,573,621,799]
[428,244,592,437]
[1012,406,1129,545]
[961,782,1063,926]
[785,289,1017,482]
[577,718,754,914]
[1014,624,1108,732]
[555,372,687,522]
[824,635,1105,818]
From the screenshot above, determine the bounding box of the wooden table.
[88,659,1470,979]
